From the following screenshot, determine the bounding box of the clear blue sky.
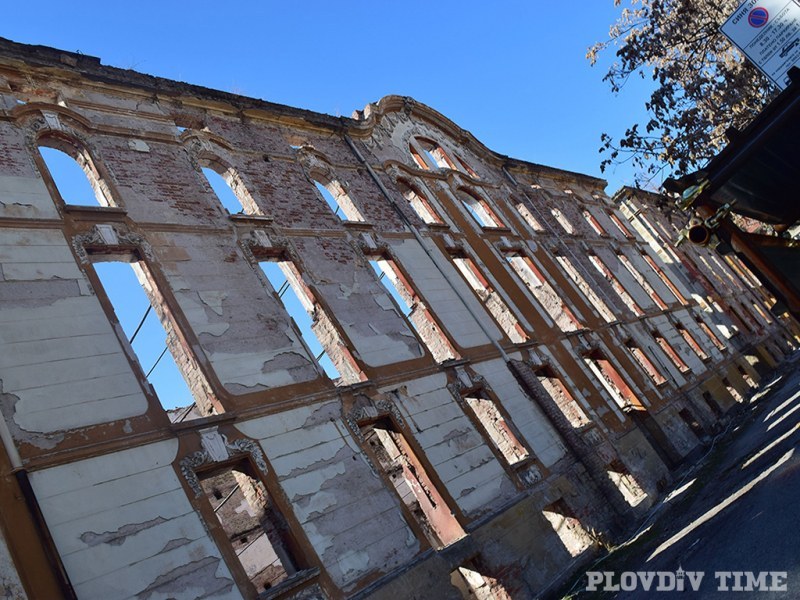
[7,2,658,410]
[4,1,654,192]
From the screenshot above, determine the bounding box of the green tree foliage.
[589,0,776,185]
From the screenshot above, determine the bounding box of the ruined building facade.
[0,39,796,599]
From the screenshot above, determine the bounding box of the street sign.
[721,0,800,89]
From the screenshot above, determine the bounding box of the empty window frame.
[542,499,594,557]
[554,255,616,323]
[458,189,504,228]
[674,323,709,361]
[550,207,575,234]
[515,201,545,232]
[582,210,607,236]
[608,212,634,238]
[450,558,512,600]
[625,340,667,386]
[588,254,645,317]
[452,254,528,343]
[369,258,458,362]
[617,253,669,310]
[455,156,479,179]
[198,461,311,594]
[694,315,727,352]
[200,161,260,215]
[640,252,687,305]
[584,350,644,411]
[409,137,459,171]
[259,259,362,384]
[462,391,530,466]
[749,300,773,326]
[737,364,758,389]
[504,252,581,331]
[606,459,648,506]
[313,179,364,222]
[397,180,443,225]
[722,377,744,403]
[534,366,590,428]
[37,139,114,207]
[358,417,465,549]
[652,330,690,372]
[92,258,213,420]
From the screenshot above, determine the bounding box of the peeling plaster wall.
[382,374,517,517]
[28,440,240,600]
[291,237,423,367]
[471,358,566,468]
[0,227,149,439]
[149,230,321,392]
[388,238,495,348]
[236,402,419,590]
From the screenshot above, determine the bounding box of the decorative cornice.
[179,427,268,497]
[72,223,153,264]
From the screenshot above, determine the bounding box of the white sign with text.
[721,0,800,89]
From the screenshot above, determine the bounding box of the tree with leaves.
[589,0,776,186]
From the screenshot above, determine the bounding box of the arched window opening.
[201,162,258,215]
[313,179,364,222]
[398,181,442,224]
[37,141,113,207]
[409,137,458,171]
[455,155,479,179]
[458,190,503,228]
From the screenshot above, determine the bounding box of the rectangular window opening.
[652,331,690,373]
[92,259,214,421]
[585,351,644,411]
[534,366,590,428]
[617,253,668,310]
[675,324,709,361]
[452,255,528,343]
[722,377,744,403]
[551,207,575,234]
[694,316,727,352]
[625,340,667,386]
[606,459,648,507]
[515,202,544,232]
[450,558,512,600]
[199,461,310,594]
[259,259,362,384]
[463,392,529,466]
[505,253,581,331]
[369,258,458,362]
[582,210,607,236]
[359,417,465,549]
[542,498,594,557]
[641,252,687,305]
[589,254,645,317]
[555,254,616,323]
[608,212,634,239]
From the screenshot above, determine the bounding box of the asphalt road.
[563,352,800,599]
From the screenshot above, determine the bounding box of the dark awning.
[665,68,800,226]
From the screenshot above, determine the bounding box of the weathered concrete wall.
[29,440,240,600]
